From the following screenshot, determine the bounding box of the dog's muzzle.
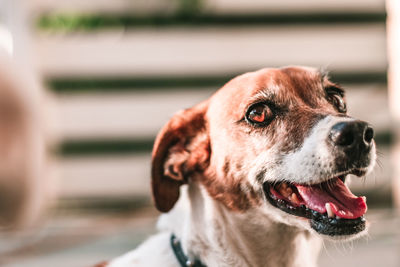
[263,120,375,237]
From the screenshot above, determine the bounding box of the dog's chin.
[262,171,369,239]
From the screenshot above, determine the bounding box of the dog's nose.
[329,121,374,150]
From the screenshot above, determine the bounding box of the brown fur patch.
[201,170,261,211]
[152,101,210,212]
[199,155,262,212]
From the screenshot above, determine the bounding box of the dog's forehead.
[208,67,328,121]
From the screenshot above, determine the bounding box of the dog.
[104,66,376,267]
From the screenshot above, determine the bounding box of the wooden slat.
[55,84,390,141]
[33,24,387,77]
[346,84,391,132]
[55,89,213,140]
[27,0,385,14]
[58,154,151,198]
[27,0,178,14]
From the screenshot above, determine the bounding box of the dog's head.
[152,66,376,239]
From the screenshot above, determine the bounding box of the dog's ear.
[151,102,210,212]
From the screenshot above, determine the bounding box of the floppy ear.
[151,102,210,212]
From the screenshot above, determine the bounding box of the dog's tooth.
[290,193,300,204]
[278,183,292,198]
[284,187,293,198]
[325,203,334,218]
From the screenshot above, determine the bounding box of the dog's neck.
[160,181,321,267]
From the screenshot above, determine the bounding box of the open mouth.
[263,173,367,236]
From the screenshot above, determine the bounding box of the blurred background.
[0,0,398,266]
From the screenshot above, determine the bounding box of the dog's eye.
[246,103,274,125]
[328,93,347,113]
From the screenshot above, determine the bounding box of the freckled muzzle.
[260,116,375,236]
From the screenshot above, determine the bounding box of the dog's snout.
[329,121,374,150]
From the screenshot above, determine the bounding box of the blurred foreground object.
[0,50,52,229]
[387,0,400,209]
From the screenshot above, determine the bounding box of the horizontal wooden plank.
[55,89,213,140]
[346,85,391,132]
[58,154,151,198]
[28,0,385,15]
[28,0,188,15]
[54,84,390,141]
[33,24,387,77]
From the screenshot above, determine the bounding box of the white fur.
[108,183,322,267]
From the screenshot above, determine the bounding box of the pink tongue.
[296,178,367,219]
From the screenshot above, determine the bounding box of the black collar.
[170,234,207,267]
